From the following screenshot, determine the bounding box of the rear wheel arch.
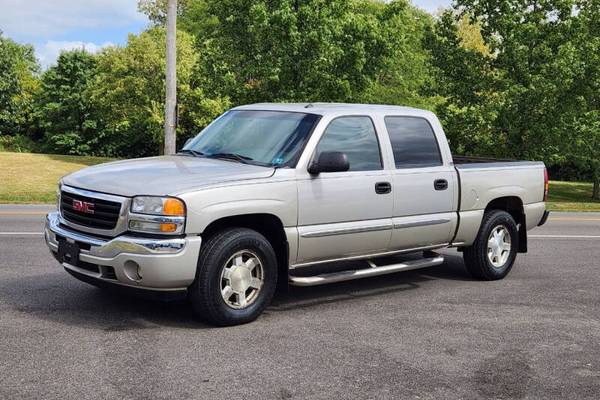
[463,209,519,280]
[484,196,527,253]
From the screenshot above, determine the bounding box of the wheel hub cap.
[487,225,511,268]
[220,251,263,309]
[229,265,252,292]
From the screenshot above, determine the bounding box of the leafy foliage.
[424,12,500,156]
[138,0,192,24]
[0,31,39,138]
[87,27,228,157]
[191,0,399,104]
[358,1,440,109]
[426,0,599,196]
[34,49,97,155]
[0,0,597,196]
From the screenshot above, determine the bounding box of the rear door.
[296,116,393,265]
[384,116,457,250]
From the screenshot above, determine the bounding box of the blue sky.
[0,0,450,69]
[413,0,451,13]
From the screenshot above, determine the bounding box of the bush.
[0,135,39,153]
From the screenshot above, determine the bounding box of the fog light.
[123,260,142,282]
[128,216,184,235]
[129,220,161,232]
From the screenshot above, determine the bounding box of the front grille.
[60,190,121,230]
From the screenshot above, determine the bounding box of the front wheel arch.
[200,213,289,284]
[189,227,278,326]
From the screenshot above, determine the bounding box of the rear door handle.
[434,179,448,191]
[375,182,392,194]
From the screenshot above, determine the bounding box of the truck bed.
[450,155,546,243]
[453,155,543,170]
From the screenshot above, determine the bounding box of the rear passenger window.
[315,116,382,171]
[385,117,442,168]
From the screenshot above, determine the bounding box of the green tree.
[140,0,441,108]
[138,0,192,24]
[561,0,600,198]
[427,1,599,197]
[187,0,396,104]
[35,49,98,155]
[456,15,490,56]
[88,27,228,157]
[424,11,500,156]
[0,31,39,138]
[358,1,439,109]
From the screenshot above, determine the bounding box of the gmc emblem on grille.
[72,200,95,214]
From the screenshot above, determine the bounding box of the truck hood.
[62,156,275,197]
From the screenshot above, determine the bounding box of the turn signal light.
[160,223,178,232]
[163,198,185,216]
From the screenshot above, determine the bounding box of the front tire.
[463,210,519,280]
[189,228,278,326]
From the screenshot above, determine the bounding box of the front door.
[296,116,393,265]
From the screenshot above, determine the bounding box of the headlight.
[129,196,186,234]
[131,196,185,216]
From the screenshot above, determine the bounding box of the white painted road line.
[550,218,600,222]
[0,211,50,216]
[0,232,43,235]
[529,234,600,239]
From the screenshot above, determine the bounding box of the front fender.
[179,180,298,234]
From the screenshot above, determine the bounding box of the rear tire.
[463,210,519,280]
[189,228,278,326]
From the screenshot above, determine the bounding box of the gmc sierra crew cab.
[45,103,550,326]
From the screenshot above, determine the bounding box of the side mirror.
[308,151,350,174]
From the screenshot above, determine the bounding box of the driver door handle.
[434,179,448,191]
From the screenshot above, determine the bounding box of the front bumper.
[45,212,201,291]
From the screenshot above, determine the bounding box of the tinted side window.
[385,117,442,168]
[315,117,382,171]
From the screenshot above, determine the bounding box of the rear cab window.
[384,116,442,168]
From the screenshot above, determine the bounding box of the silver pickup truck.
[45,103,550,326]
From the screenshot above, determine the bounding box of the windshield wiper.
[207,152,254,163]
[177,149,205,157]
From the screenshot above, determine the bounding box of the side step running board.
[289,255,444,287]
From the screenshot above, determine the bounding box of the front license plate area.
[58,240,80,265]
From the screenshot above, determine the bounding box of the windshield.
[183,110,320,167]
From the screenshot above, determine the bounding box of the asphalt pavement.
[0,205,599,399]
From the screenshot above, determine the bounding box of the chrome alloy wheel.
[220,250,264,309]
[487,225,511,268]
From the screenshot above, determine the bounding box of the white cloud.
[0,0,145,39]
[37,40,115,69]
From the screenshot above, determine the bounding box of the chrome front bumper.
[45,212,201,290]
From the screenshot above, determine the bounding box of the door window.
[385,117,442,168]
[314,116,382,171]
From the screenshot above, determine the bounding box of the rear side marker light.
[543,168,549,202]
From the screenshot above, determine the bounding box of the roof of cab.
[232,102,435,118]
